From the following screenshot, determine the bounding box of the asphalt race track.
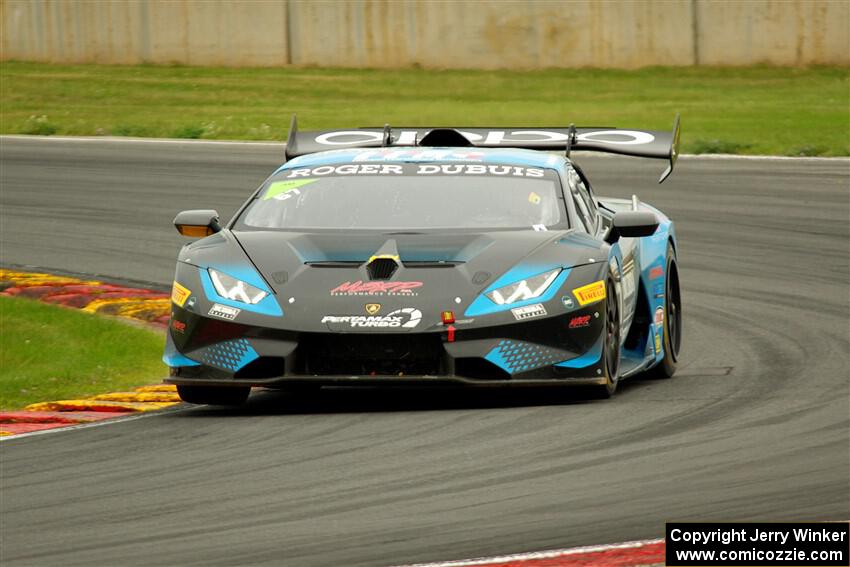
[1,137,848,566]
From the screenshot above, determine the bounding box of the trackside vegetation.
[0,296,166,410]
[0,62,847,156]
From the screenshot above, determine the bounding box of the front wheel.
[177,385,250,406]
[646,242,682,379]
[591,277,621,399]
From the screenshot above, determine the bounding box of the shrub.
[112,124,152,137]
[21,115,58,136]
[690,139,752,154]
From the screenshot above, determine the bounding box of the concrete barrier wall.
[694,0,850,65]
[1,0,847,68]
[0,0,290,66]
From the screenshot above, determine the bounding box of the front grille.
[235,357,286,380]
[297,333,443,376]
[367,257,398,280]
[454,358,511,380]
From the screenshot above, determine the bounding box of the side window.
[578,175,599,225]
[568,169,595,233]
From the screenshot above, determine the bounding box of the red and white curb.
[393,538,665,567]
[0,268,176,437]
[0,268,170,327]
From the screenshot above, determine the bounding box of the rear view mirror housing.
[605,211,659,244]
[174,210,221,237]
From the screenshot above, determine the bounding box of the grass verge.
[1,62,847,156]
[0,296,166,410]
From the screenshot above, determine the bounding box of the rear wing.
[284,114,681,183]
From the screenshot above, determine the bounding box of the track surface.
[1,137,848,566]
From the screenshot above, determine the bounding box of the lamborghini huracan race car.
[164,117,683,404]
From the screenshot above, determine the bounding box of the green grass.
[0,296,166,410]
[0,61,847,155]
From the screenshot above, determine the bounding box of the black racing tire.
[646,242,682,379]
[590,276,621,399]
[176,385,251,406]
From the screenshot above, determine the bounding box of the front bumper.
[164,302,608,388]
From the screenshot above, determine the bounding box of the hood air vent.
[366,239,401,280]
[367,255,399,280]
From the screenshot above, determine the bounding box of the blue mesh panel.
[485,339,562,375]
[196,339,259,372]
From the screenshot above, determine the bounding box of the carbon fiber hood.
[177,229,606,332]
[234,230,599,293]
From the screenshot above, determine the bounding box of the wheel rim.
[605,280,620,380]
[666,262,682,361]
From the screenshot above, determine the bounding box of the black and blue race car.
[164,117,683,404]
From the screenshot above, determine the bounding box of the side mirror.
[604,211,659,244]
[174,210,221,237]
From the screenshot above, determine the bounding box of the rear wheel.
[591,277,621,399]
[647,242,682,378]
[176,385,250,406]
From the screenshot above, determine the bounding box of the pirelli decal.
[171,281,191,307]
[572,280,606,306]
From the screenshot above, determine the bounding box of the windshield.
[237,163,566,231]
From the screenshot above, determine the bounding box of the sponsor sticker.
[171,319,187,333]
[511,303,547,321]
[286,164,404,177]
[654,306,665,328]
[568,314,591,329]
[354,149,486,162]
[561,296,575,309]
[208,303,241,321]
[312,129,655,149]
[285,163,545,179]
[528,192,541,205]
[365,303,381,315]
[263,179,318,200]
[414,164,544,177]
[649,266,664,280]
[171,281,191,307]
[322,308,422,329]
[655,329,662,354]
[331,280,423,296]
[572,280,606,306]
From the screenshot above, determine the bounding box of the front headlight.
[209,269,268,305]
[485,268,561,305]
